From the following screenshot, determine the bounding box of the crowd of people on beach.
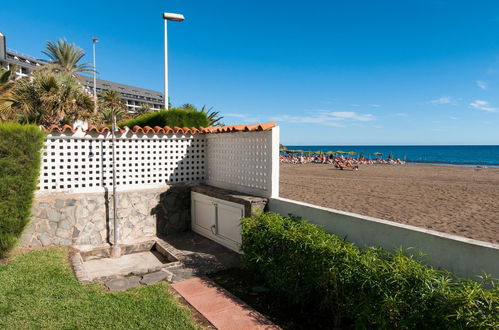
[280,153,405,170]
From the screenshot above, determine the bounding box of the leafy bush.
[0,123,45,258]
[119,108,210,128]
[240,212,499,329]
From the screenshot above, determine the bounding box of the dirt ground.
[280,163,499,244]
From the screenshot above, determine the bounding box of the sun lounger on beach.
[334,161,358,170]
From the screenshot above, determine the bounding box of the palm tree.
[99,90,126,111]
[4,70,93,126]
[200,105,224,126]
[101,107,126,125]
[180,103,197,111]
[0,64,18,85]
[134,103,152,116]
[41,39,93,75]
[0,64,19,121]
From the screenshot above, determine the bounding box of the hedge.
[0,123,45,259]
[240,212,499,329]
[119,108,210,129]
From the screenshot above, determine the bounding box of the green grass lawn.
[0,247,200,330]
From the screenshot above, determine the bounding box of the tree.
[99,90,126,111]
[178,103,223,126]
[134,103,152,116]
[200,105,224,126]
[41,39,93,75]
[0,64,19,121]
[101,107,126,125]
[180,103,197,111]
[3,70,93,126]
[0,64,18,86]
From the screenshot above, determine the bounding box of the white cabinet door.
[192,197,215,231]
[191,191,245,253]
[216,201,244,246]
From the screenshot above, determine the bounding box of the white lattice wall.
[39,129,206,192]
[39,126,280,198]
[205,128,280,198]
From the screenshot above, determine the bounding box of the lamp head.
[163,12,185,22]
[92,37,99,43]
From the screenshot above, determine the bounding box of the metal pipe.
[110,114,121,258]
[92,38,99,113]
[163,18,168,109]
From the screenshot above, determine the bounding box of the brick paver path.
[172,277,280,330]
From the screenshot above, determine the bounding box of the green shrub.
[119,108,210,128]
[240,213,499,329]
[0,122,45,259]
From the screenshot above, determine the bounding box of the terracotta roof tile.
[45,122,276,135]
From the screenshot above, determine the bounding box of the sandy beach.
[280,163,499,244]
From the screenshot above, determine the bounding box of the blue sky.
[2,0,499,145]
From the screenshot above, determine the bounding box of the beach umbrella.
[325,151,336,155]
[346,151,357,155]
[335,150,346,155]
[373,152,383,156]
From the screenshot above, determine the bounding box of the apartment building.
[0,32,164,112]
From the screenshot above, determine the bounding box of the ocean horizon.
[284,145,499,167]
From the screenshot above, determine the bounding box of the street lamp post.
[92,37,99,113]
[163,12,185,110]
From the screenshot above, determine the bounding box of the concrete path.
[173,277,280,330]
[83,251,165,280]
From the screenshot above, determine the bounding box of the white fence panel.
[38,126,280,198]
[205,127,279,198]
[39,130,206,193]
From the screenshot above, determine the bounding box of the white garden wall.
[269,197,499,279]
[27,124,279,248]
[205,127,280,198]
[39,128,206,193]
[38,126,279,197]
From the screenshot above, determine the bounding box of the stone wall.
[20,185,192,248]
[153,185,192,236]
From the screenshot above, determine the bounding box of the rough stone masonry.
[20,185,192,248]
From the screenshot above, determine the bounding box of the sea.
[284,145,499,167]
